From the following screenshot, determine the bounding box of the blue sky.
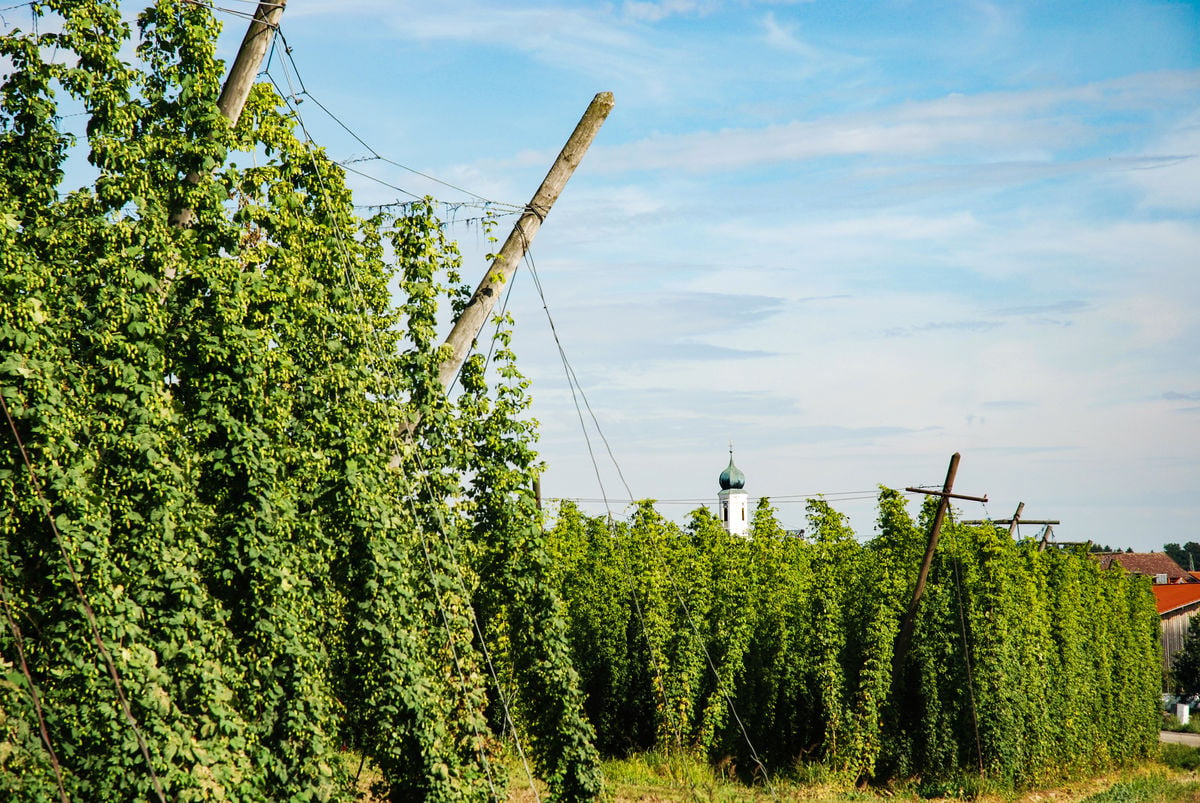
[172,1,1200,548]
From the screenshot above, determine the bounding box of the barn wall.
[1162,604,1200,676]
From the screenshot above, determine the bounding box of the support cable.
[0,0,34,25]
[404,250,542,799]
[261,31,523,232]
[0,392,167,803]
[946,506,985,776]
[548,489,892,506]
[270,29,521,212]
[516,247,689,776]
[407,449,542,803]
[520,238,634,501]
[521,246,779,798]
[403,495,505,802]
[0,467,68,803]
[180,0,270,24]
[267,44,535,801]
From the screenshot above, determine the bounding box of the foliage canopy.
[0,2,1166,800]
[0,1,598,800]
[546,493,1163,789]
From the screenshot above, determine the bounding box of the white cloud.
[622,0,713,23]
[286,2,679,92]
[591,116,1066,173]
[622,0,816,23]
[761,11,816,55]
[579,71,1200,173]
[1128,113,1200,212]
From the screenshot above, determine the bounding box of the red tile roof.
[1152,583,1200,615]
[1097,552,1192,583]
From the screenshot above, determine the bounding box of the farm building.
[1094,552,1200,677]
[1096,551,1197,584]
[1152,583,1200,676]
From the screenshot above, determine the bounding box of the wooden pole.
[437,91,614,392]
[169,0,288,229]
[215,1,288,125]
[1039,524,1054,551]
[1007,501,1025,538]
[388,92,613,466]
[893,454,961,678]
[892,454,987,680]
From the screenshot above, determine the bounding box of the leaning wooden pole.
[215,0,288,124]
[892,453,962,679]
[436,91,614,392]
[892,453,988,685]
[169,0,288,229]
[1007,501,1025,538]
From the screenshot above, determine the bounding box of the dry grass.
[510,754,1200,802]
[336,746,1200,801]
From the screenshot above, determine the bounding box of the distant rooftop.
[1096,552,1194,583]
[1152,584,1200,615]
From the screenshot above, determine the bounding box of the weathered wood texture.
[437,91,614,392]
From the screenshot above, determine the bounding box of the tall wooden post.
[388,92,613,465]
[1039,525,1054,551]
[892,453,988,679]
[437,91,614,392]
[215,1,289,124]
[1007,502,1025,537]
[169,0,288,229]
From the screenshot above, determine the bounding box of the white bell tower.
[718,445,749,538]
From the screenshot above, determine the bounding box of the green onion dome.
[719,453,745,490]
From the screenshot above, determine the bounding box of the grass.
[597,750,783,801]
[1160,713,1200,734]
[1161,742,1200,772]
[338,743,1200,801]
[1078,770,1200,802]
[567,745,1200,802]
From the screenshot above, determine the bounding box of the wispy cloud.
[622,0,815,23]
[761,11,819,55]
[584,70,1200,173]
[289,2,678,90]
[628,342,778,361]
[995,300,1090,316]
[982,400,1037,410]
[594,115,1081,173]
[1128,113,1200,212]
[972,445,1080,455]
[622,0,716,23]
[883,320,1002,337]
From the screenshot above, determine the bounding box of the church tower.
[718,446,749,538]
